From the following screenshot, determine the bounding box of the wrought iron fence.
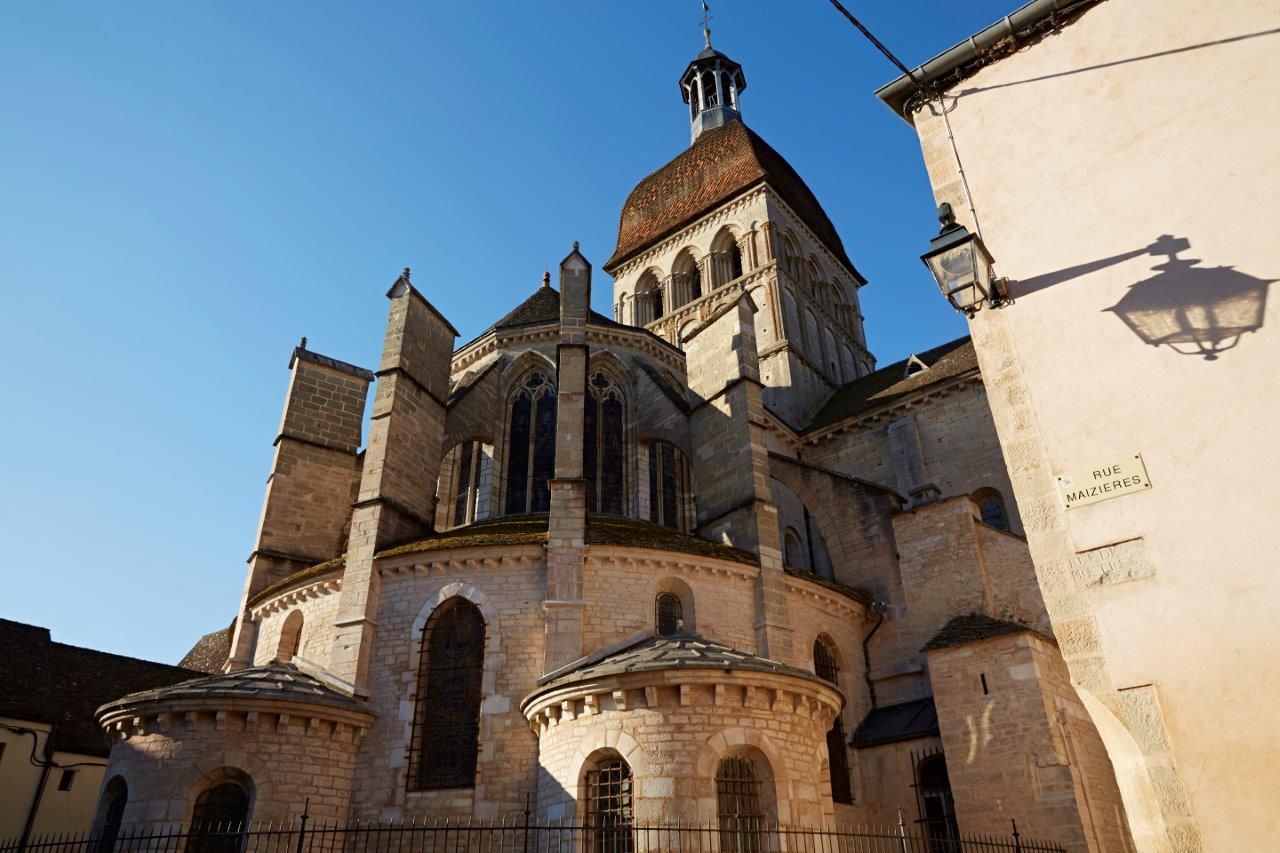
[3,816,1064,853]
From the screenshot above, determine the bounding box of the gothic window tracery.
[505,371,557,515]
[409,598,485,791]
[584,370,626,516]
[814,638,853,805]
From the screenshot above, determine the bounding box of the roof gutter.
[873,0,1100,121]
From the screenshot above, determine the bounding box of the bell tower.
[680,29,747,144]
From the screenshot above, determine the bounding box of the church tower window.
[584,370,626,516]
[409,598,485,791]
[505,371,557,515]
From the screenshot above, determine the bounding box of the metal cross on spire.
[700,0,713,47]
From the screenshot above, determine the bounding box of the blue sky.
[1,1,1019,663]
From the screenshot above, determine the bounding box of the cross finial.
[572,241,580,252]
[700,0,712,47]
[401,266,411,282]
[299,336,307,349]
[541,271,550,289]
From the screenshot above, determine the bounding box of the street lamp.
[920,203,1007,317]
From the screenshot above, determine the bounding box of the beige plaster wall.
[906,0,1280,847]
[0,721,107,841]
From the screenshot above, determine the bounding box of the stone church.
[91,37,1135,850]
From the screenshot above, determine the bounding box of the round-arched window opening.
[655,592,683,637]
[190,781,250,853]
[583,755,634,851]
[93,776,128,853]
[971,488,1010,531]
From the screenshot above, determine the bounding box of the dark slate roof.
[921,614,1051,653]
[806,336,978,433]
[0,619,200,756]
[538,631,821,692]
[289,346,375,381]
[851,696,940,748]
[485,286,620,335]
[178,620,235,674]
[605,119,857,275]
[99,660,367,716]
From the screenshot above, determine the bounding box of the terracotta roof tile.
[806,336,977,433]
[604,120,856,275]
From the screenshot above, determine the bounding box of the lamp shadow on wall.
[1012,235,1273,360]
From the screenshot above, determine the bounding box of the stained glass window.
[646,442,688,531]
[584,757,633,853]
[504,371,556,515]
[814,639,853,805]
[409,599,485,790]
[585,371,625,516]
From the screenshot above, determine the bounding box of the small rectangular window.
[58,769,76,791]
[0,742,6,765]
[980,673,990,695]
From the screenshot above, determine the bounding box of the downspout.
[16,726,54,852]
[861,602,888,709]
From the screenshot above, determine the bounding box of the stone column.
[328,270,457,691]
[683,294,793,663]
[544,245,592,670]
[227,342,373,670]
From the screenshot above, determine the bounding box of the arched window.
[190,781,250,853]
[673,250,701,306]
[814,639,853,805]
[655,592,683,636]
[711,228,744,287]
[94,777,127,853]
[972,488,1010,531]
[716,756,765,848]
[584,755,633,852]
[782,233,802,281]
[505,371,557,515]
[409,598,485,790]
[914,751,960,846]
[782,527,804,569]
[443,439,492,527]
[277,610,304,661]
[823,327,840,382]
[634,271,663,325]
[584,370,625,516]
[645,442,691,531]
[701,70,719,107]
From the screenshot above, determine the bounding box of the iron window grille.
[814,640,854,805]
[584,759,634,853]
[407,599,485,791]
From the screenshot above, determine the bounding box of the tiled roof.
[178,620,235,673]
[921,614,1051,653]
[806,336,978,433]
[605,120,856,275]
[486,286,620,334]
[376,516,550,558]
[783,568,873,606]
[538,631,819,692]
[0,619,199,756]
[850,696,939,748]
[99,660,367,717]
